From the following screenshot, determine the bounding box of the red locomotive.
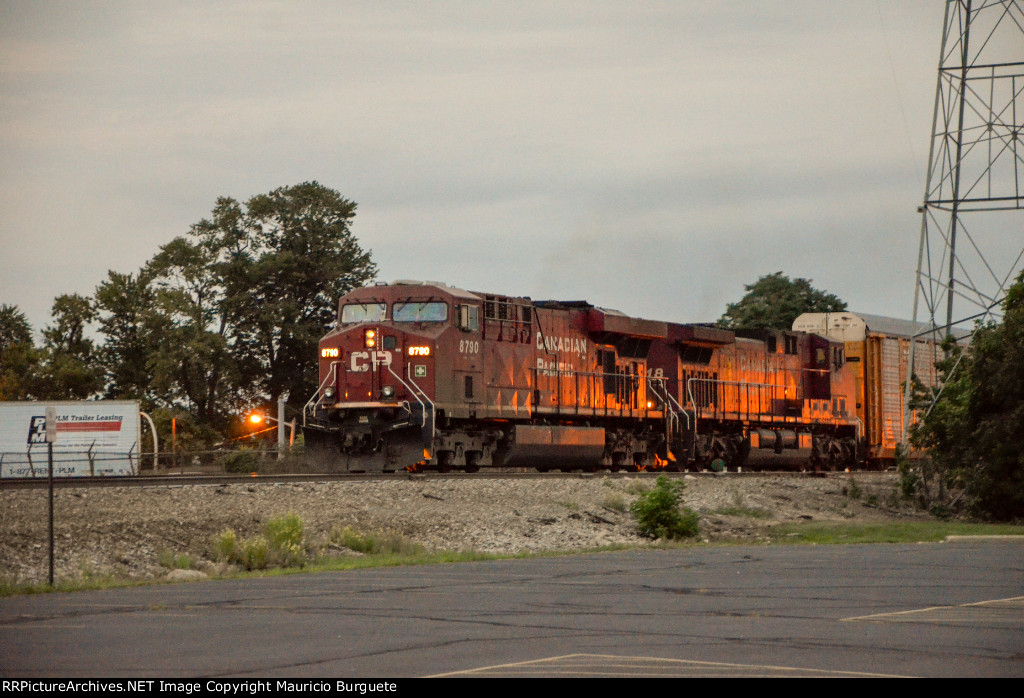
[303,281,925,472]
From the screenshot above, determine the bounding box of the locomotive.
[302,281,931,472]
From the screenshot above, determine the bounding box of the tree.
[194,181,377,409]
[143,235,244,428]
[95,270,157,402]
[102,182,376,436]
[718,272,847,330]
[910,270,1024,521]
[35,294,104,400]
[0,304,40,400]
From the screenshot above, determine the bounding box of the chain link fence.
[1,444,315,478]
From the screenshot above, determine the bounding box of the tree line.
[1,182,376,449]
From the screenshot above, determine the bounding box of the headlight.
[323,386,335,399]
[381,385,395,398]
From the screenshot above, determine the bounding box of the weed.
[210,514,308,570]
[265,514,306,567]
[212,529,238,562]
[240,537,269,570]
[330,526,424,556]
[712,505,770,519]
[332,526,376,553]
[602,492,627,513]
[158,551,194,570]
[844,477,862,500]
[898,460,921,500]
[624,480,650,495]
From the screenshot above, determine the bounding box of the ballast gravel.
[0,472,925,585]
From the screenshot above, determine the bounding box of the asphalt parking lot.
[1,540,1021,677]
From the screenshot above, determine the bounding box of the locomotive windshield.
[393,301,448,323]
[340,303,386,324]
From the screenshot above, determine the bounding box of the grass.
[711,506,771,519]
[5,518,1023,597]
[330,526,425,556]
[0,572,146,597]
[768,521,1024,544]
[157,550,195,570]
[602,492,627,513]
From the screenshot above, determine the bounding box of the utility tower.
[905,0,1024,429]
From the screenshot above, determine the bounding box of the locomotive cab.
[305,281,486,471]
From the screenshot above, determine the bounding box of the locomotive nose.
[318,325,435,405]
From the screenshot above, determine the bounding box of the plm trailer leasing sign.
[0,401,141,478]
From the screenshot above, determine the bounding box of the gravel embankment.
[0,472,922,585]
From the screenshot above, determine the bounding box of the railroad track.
[0,467,893,490]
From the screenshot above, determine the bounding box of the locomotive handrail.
[303,361,342,426]
[382,361,425,424]
[407,364,436,441]
[532,367,658,418]
[686,377,795,445]
[685,376,859,439]
[382,361,435,441]
[645,376,690,434]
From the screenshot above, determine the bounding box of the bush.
[211,514,308,570]
[213,529,238,562]
[219,450,259,474]
[240,537,269,570]
[630,475,700,539]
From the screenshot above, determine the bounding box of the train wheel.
[610,452,627,472]
[464,451,481,473]
[436,451,454,473]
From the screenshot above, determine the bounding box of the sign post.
[45,406,55,586]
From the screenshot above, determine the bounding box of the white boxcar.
[0,401,141,478]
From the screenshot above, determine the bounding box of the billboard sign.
[1,401,140,478]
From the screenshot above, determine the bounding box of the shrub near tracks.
[630,476,700,540]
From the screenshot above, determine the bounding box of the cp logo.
[349,350,393,373]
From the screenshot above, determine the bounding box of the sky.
[0,1,980,337]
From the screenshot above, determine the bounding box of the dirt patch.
[0,472,927,585]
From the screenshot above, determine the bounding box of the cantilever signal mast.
[904,0,1024,434]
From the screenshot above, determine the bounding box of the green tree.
[144,235,242,428]
[0,304,41,399]
[95,270,157,401]
[194,181,376,409]
[911,271,1024,521]
[35,294,104,399]
[97,182,376,438]
[718,272,847,330]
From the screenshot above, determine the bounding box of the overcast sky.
[1,1,962,335]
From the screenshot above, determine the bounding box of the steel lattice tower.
[905,0,1024,431]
